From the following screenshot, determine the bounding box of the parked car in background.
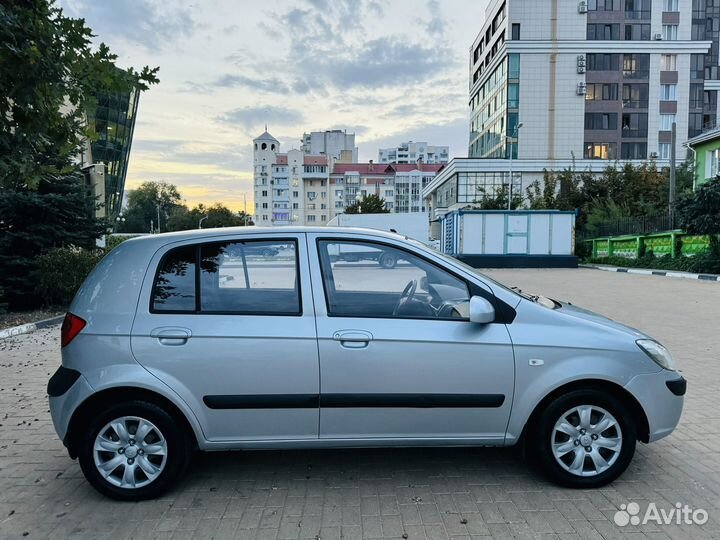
[48,227,685,500]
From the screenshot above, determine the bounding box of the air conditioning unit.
[577,54,586,73]
[650,152,659,158]
[578,1,588,13]
[654,33,663,40]
[576,82,587,95]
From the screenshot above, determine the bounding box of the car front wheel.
[531,389,637,488]
[78,400,192,500]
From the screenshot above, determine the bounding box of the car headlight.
[637,339,677,371]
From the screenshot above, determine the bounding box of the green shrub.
[585,252,720,275]
[35,247,106,307]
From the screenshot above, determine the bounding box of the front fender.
[505,346,660,443]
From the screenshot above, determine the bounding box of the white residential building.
[300,129,358,162]
[378,141,449,164]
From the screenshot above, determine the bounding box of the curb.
[0,314,64,340]
[581,264,720,282]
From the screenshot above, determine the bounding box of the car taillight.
[61,313,86,347]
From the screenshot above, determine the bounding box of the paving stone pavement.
[0,268,718,540]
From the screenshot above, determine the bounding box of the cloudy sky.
[60,0,488,211]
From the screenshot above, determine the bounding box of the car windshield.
[404,237,560,309]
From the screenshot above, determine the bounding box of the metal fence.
[579,212,675,240]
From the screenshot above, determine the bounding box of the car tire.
[78,400,192,501]
[379,253,397,269]
[530,389,637,488]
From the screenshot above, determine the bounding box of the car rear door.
[131,232,319,443]
[307,233,515,442]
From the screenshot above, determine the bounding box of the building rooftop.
[332,162,445,175]
[303,155,328,165]
[686,127,720,147]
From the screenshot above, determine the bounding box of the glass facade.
[87,87,140,219]
[469,53,520,159]
[434,172,522,209]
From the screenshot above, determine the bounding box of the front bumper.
[625,370,685,443]
[48,366,95,444]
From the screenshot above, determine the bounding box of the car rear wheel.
[78,400,192,501]
[530,389,636,488]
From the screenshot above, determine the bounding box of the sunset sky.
[60,0,488,211]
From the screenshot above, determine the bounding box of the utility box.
[439,210,577,268]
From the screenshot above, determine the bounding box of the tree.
[119,181,183,233]
[0,1,158,309]
[677,177,720,236]
[0,0,159,190]
[166,203,253,232]
[344,194,390,214]
[0,173,106,308]
[473,185,523,210]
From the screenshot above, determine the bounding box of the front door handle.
[151,327,191,346]
[333,330,373,349]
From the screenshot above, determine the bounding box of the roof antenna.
[264,123,267,132]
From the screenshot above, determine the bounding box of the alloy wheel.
[550,405,622,477]
[93,416,168,489]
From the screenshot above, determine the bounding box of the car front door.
[131,233,319,443]
[307,234,515,442]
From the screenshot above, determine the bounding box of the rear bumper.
[625,371,685,443]
[48,367,94,444]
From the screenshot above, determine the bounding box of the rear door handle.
[151,327,191,346]
[333,330,373,349]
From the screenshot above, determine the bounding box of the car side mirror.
[469,296,495,324]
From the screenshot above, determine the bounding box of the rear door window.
[200,240,300,315]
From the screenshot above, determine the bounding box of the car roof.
[120,226,408,247]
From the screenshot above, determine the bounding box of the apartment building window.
[660,54,677,71]
[335,189,343,198]
[624,0,650,19]
[688,113,704,137]
[662,25,678,40]
[689,54,705,79]
[663,0,678,11]
[508,84,519,107]
[622,54,649,78]
[621,142,647,159]
[261,190,268,197]
[293,191,299,198]
[587,53,620,71]
[589,0,616,10]
[586,83,618,101]
[624,23,650,40]
[511,23,520,40]
[292,203,299,209]
[585,112,618,130]
[659,114,676,131]
[321,204,327,209]
[262,215,268,221]
[584,142,617,159]
[307,215,316,223]
[508,53,520,79]
[307,192,316,200]
[262,203,268,209]
[660,84,677,101]
[321,215,326,222]
[622,84,648,108]
[658,143,671,160]
[588,23,620,40]
[621,113,648,137]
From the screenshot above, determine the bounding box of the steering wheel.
[393,279,417,316]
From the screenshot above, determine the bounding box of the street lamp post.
[507,122,523,211]
[198,215,208,229]
[355,192,363,215]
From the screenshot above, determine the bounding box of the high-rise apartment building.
[300,129,358,162]
[378,141,450,164]
[423,0,714,224]
[468,0,712,163]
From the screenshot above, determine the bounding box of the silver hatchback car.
[48,227,685,500]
